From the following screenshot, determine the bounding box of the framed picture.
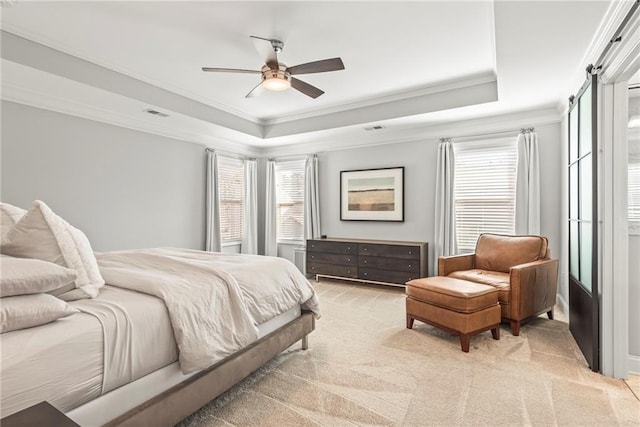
[340,167,404,221]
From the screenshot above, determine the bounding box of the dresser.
[306,238,428,286]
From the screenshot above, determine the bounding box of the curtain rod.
[440,127,534,143]
[267,153,315,162]
[204,147,255,161]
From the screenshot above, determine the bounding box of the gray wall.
[1,101,206,251]
[317,122,562,277]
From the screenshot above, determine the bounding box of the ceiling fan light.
[262,77,291,91]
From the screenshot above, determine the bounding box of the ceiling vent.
[364,125,385,131]
[144,108,169,118]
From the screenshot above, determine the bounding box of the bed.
[0,202,319,426]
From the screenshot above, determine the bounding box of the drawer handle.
[363,248,368,251]
[408,264,412,268]
[363,272,368,276]
[408,251,412,255]
[347,258,351,262]
[311,255,315,259]
[363,260,368,264]
[311,244,315,248]
[347,270,351,274]
[347,246,351,250]
[311,266,315,270]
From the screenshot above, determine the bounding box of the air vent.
[144,108,169,118]
[364,125,385,131]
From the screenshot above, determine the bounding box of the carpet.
[179,280,640,426]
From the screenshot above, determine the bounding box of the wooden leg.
[547,309,554,320]
[460,334,470,352]
[491,326,500,340]
[301,335,308,350]
[406,314,414,329]
[510,320,520,336]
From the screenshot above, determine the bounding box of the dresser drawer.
[307,252,357,266]
[358,244,420,259]
[358,256,419,273]
[307,240,357,255]
[358,267,421,285]
[307,262,358,278]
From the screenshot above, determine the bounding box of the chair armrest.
[438,254,475,276]
[509,259,559,320]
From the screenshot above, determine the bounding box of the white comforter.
[96,248,319,374]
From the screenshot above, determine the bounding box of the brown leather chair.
[438,234,558,336]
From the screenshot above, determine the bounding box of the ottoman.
[405,276,500,352]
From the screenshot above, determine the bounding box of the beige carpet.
[180,280,640,426]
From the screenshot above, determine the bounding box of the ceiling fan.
[202,35,345,99]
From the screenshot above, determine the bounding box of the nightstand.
[0,402,79,427]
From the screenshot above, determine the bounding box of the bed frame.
[104,311,315,426]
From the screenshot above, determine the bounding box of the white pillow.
[0,256,77,297]
[1,200,104,299]
[0,293,79,333]
[0,203,27,236]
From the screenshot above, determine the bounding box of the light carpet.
[180,280,640,426]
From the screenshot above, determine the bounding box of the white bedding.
[0,285,176,417]
[96,248,320,373]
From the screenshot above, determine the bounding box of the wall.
[1,101,207,251]
[317,122,562,277]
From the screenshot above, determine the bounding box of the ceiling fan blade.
[202,67,261,74]
[291,78,324,99]
[287,58,344,75]
[245,81,265,98]
[250,35,279,70]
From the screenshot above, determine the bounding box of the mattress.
[0,285,177,417]
[1,286,306,423]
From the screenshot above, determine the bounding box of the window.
[454,139,518,252]
[218,157,244,243]
[629,156,640,224]
[276,160,305,241]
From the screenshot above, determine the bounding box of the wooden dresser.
[306,238,428,286]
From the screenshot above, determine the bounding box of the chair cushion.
[406,276,498,313]
[475,234,548,273]
[448,269,511,303]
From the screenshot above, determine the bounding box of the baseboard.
[629,355,640,376]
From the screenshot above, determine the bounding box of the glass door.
[568,74,599,371]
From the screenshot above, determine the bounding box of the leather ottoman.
[405,276,500,352]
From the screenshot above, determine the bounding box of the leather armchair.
[438,234,558,336]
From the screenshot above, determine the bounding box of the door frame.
[597,4,640,378]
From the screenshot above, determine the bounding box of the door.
[568,73,599,371]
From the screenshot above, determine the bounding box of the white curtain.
[264,160,278,257]
[241,159,258,254]
[434,139,457,274]
[304,154,321,241]
[515,131,541,235]
[205,150,222,252]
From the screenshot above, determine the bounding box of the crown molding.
[1,80,261,157]
[262,71,496,125]
[0,25,262,124]
[261,106,561,158]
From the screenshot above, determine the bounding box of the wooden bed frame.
[105,311,315,426]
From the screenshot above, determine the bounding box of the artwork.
[340,167,404,221]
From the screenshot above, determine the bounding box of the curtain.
[241,159,258,254]
[304,154,321,241]
[515,131,541,235]
[205,150,222,252]
[434,139,457,274]
[264,160,278,257]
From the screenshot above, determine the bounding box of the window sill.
[222,241,242,247]
[277,240,305,246]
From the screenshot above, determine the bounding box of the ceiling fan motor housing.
[261,64,291,91]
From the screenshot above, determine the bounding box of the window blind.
[454,139,518,252]
[629,158,640,222]
[218,157,244,243]
[275,160,305,241]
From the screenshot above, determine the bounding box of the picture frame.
[340,167,404,221]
